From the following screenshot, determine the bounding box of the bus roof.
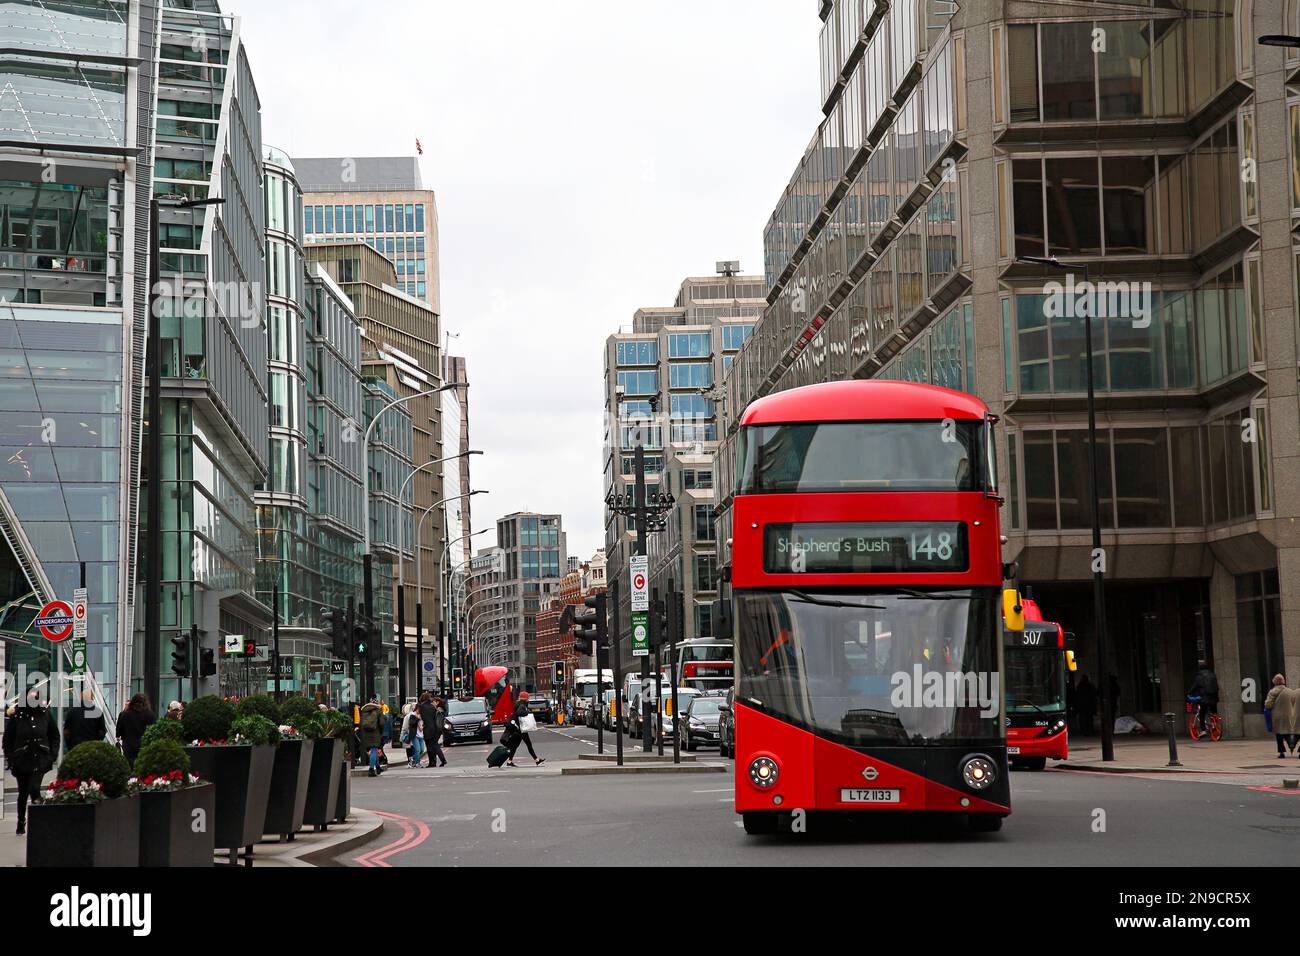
[739,381,990,427]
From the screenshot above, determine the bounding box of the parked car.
[677,694,723,751]
[443,696,492,745]
[718,688,735,758]
[527,695,555,725]
[629,686,700,740]
[600,689,619,732]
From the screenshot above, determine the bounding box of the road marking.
[353,810,431,867]
[693,788,734,793]
[717,797,734,802]
[427,813,478,822]
[544,725,598,747]
[464,790,509,795]
[734,820,744,828]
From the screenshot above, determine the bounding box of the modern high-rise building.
[444,354,474,567]
[295,156,440,310]
[717,0,1291,738]
[603,267,765,656]
[304,240,444,687]
[489,512,567,687]
[0,0,157,713]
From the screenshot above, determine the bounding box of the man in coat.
[3,690,60,834]
[1268,681,1300,758]
[359,696,386,776]
[62,687,107,754]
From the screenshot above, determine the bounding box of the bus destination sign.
[763,522,968,574]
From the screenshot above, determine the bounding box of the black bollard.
[1164,712,1182,767]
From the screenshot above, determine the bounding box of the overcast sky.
[234,1,820,560]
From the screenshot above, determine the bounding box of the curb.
[561,763,726,775]
[286,809,385,867]
[1053,764,1252,776]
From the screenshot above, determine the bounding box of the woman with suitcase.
[504,691,544,768]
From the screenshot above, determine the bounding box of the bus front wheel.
[968,814,1004,833]
[742,812,778,835]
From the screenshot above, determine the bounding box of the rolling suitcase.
[486,744,510,768]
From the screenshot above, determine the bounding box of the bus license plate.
[840,788,900,803]
[1007,747,1021,755]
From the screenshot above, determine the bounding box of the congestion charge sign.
[763,522,969,575]
[34,600,75,642]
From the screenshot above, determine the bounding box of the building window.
[668,332,711,358]
[669,362,712,389]
[693,505,715,542]
[616,341,657,366]
[1236,570,1282,714]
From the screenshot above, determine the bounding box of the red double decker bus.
[1004,598,1071,769]
[730,380,1012,834]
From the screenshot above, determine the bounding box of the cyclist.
[1188,662,1220,734]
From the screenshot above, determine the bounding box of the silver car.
[677,694,723,751]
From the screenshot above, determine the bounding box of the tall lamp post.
[360,383,458,705]
[393,451,481,704]
[1016,254,1113,762]
[147,194,225,709]
[438,529,490,696]
[410,492,488,696]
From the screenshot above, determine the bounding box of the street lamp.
[359,381,460,703]
[146,194,226,709]
[1015,253,1113,762]
[438,528,490,695]
[393,450,482,701]
[410,492,487,695]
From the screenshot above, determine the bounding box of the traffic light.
[323,606,352,658]
[199,648,217,678]
[553,660,565,686]
[452,667,464,692]
[169,634,190,678]
[573,592,607,656]
[653,596,668,649]
[354,626,369,661]
[667,589,685,645]
[244,639,257,658]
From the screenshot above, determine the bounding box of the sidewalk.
[0,803,383,868]
[1058,734,1300,774]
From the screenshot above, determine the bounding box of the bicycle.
[1186,695,1222,742]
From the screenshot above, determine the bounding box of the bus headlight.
[961,754,996,791]
[748,756,779,789]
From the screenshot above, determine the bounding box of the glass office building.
[717,0,1298,737]
[603,270,765,655]
[0,0,154,713]
[490,512,567,687]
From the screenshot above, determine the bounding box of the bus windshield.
[574,680,606,699]
[737,421,987,494]
[735,587,1001,745]
[680,643,733,662]
[1005,647,1066,713]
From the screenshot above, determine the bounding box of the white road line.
[717,797,734,802]
[693,788,734,794]
[427,813,478,823]
[464,790,509,795]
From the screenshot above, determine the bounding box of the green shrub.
[234,694,280,723]
[230,715,281,746]
[59,741,130,799]
[318,708,351,739]
[140,718,186,749]
[134,739,191,779]
[292,714,324,740]
[182,695,234,743]
[278,695,320,728]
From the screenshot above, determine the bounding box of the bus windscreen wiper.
[788,590,885,610]
[1011,696,1047,717]
[876,587,967,601]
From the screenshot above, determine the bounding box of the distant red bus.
[671,639,734,691]
[1004,598,1070,768]
[730,381,1012,834]
[474,666,515,725]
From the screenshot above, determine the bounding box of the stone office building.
[717,0,1297,736]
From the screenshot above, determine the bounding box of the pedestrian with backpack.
[2,689,60,834]
[360,696,385,776]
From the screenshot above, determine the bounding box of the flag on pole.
[415,138,423,155]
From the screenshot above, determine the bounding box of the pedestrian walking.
[1075,675,1096,736]
[416,692,447,768]
[360,695,386,776]
[62,688,107,754]
[1266,675,1300,758]
[115,692,156,767]
[3,690,59,834]
[504,691,544,768]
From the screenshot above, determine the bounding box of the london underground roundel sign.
[35,600,75,642]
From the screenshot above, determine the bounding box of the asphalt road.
[341,724,1300,866]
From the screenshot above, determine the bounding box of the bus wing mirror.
[1003,588,1025,632]
[1065,650,1079,672]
